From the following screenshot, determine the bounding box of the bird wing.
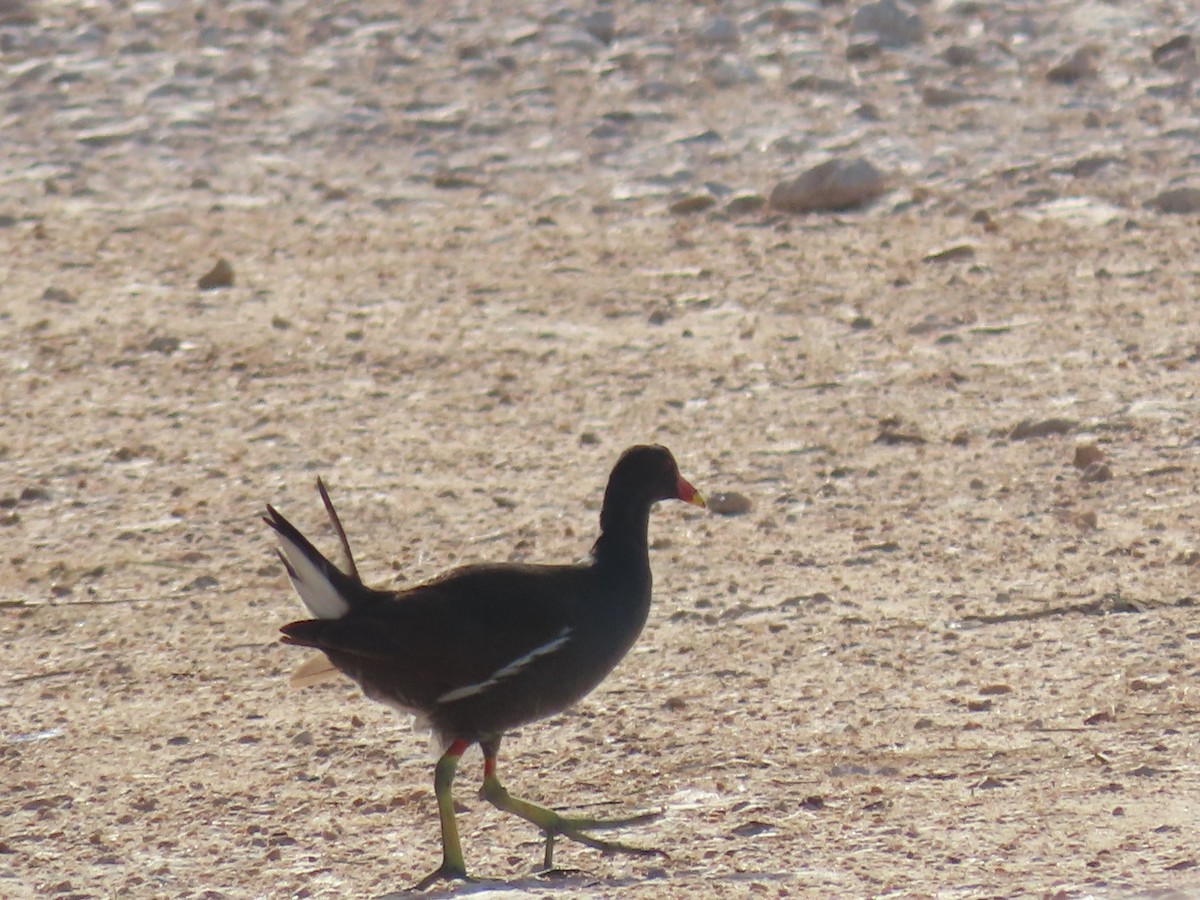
[282,562,585,695]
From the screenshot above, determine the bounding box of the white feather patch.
[288,654,341,688]
[276,531,350,619]
[437,627,571,704]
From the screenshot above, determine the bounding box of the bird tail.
[264,478,365,620]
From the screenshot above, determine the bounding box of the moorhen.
[265,444,705,887]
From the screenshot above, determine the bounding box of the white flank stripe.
[277,532,350,619]
[437,627,571,704]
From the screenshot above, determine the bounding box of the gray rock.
[1046,46,1098,84]
[578,10,615,45]
[708,492,752,516]
[708,56,759,87]
[1145,186,1200,214]
[698,15,740,48]
[769,158,888,213]
[198,258,234,291]
[850,0,924,49]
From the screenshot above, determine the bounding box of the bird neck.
[591,500,653,576]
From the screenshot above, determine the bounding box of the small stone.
[291,730,314,746]
[731,820,776,837]
[1176,549,1200,566]
[708,56,759,87]
[922,85,973,107]
[1008,418,1077,440]
[1081,462,1112,483]
[724,193,765,216]
[432,172,480,189]
[846,41,880,62]
[579,431,600,446]
[663,696,687,712]
[769,158,887,214]
[850,0,923,49]
[979,684,1012,696]
[923,244,976,264]
[146,335,181,355]
[697,15,740,47]
[1129,675,1169,692]
[669,194,716,215]
[182,575,219,591]
[1046,46,1098,83]
[1145,187,1200,214]
[1072,442,1105,469]
[943,44,977,66]
[1151,35,1194,71]
[708,491,752,516]
[578,11,615,45]
[198,258,234,290]
[42,286,77,304]
[875,427,926,445]
[0,0,37,25]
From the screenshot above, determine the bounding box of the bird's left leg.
[477,737,663,872]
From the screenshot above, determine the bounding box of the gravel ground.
[3,1,1200,897]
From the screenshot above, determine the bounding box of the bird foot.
[481,775,665,870]
[411,860,473,891]
[539,822,666,870]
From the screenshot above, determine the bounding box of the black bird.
[265,444,705,887]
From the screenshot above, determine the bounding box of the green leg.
[412,739,473,890]
[478,740,663,871]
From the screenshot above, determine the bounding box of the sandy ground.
[3,1,1200,897]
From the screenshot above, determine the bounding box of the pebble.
[724,193,765,215]
[697,16,740,48]
[708,491,752,516]
[1008,418,1077,440]
[769,158,887,214]
[669,194,717,215]
[146,336,181,356]
[42,286,76,304]
[1080,462,1112,483]
[1145,187,1200,214]
[577,10,615,45]
[922,85,974,107]
[923,244,976,264]
[1151,35,1193,72]
[708,56,759,87]
[1072,442,1105,469]
[1046,46,1098,84]
[198,258,234,290]
[850,0,924,49]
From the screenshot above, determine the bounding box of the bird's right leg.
[413,739,473,890]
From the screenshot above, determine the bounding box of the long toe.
[412,862,472,891]
[557,809,662,832]
[553,818,666,858]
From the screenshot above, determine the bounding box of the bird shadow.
[375,866,796,898]
[374,867,662,898]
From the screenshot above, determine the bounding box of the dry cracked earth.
[3,0,1200,897]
